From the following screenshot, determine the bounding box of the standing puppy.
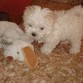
[23,5,83,55]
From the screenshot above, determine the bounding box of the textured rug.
[0,41,83,83]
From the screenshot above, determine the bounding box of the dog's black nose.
[31,33,36,37]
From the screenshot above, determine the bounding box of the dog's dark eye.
[17,52,19,54]
[40,27,44,30]
[29,24,32,27]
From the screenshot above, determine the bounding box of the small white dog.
[23,5,83,55]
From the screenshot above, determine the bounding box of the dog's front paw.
[41,46,52,55]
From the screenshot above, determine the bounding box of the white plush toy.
[4,40,34,61]
[0,21,38,69]
[0,21,32,48]
[0,21,33,61]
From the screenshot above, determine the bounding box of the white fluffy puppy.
[23,5,83,55]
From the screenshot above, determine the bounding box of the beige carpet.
[0,41,83,83]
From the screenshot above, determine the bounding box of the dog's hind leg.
[69,39,81,54]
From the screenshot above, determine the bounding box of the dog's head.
[23,5,55,41]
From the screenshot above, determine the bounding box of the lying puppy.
[23,5,83,55]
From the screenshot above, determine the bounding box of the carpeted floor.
[0,40,83,83]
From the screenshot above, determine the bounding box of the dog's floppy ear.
[43,9,56,26]
[45,13,55,26]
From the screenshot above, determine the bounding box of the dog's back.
[67,5,83,17]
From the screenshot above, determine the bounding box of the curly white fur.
[23,5,83,55]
